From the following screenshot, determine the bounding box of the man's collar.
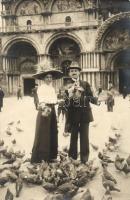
[72,77,80,82]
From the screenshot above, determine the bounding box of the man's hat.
[68,61,81,71]
[32,62,63,80]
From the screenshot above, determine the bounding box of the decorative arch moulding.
[95,12,130,51]
[3,0,98,16]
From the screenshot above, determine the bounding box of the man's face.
[68,68,80,79]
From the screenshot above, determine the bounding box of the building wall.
[0,0,130,95]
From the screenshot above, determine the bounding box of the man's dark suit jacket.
[65,80,98,125]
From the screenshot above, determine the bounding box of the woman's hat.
[32,63,63,80]
[68,61,81,71]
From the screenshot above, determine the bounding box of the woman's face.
[44,73,53,84]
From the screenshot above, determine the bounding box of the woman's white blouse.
[37,83,57,104]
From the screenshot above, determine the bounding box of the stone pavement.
[0,95,130,200]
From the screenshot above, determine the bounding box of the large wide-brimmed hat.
[32,63,63,80]
[68,61,81,71]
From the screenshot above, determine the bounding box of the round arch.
[48,0,86,11]
[2,36,40,55]
[106,47,130,70]
[13,0,43,15]
[95,12,130,50]
[44,32,85,54]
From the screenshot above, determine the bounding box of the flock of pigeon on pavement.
[0,121,130,200]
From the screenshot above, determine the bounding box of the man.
[31,84,39,110]
[65,61,100,164]
[0,87,4,112]
[17,86,22,100]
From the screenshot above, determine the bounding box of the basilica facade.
[0,0,130,95]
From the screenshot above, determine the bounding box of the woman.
[31,67,63,163]
[106,91,114,112]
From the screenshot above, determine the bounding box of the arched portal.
[113,48,130,94]
[49,37,81,77]
[4,41,38,95]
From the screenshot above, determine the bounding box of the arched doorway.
[6,41,38,95]
[114,49,130,94]
[49,37,81,76]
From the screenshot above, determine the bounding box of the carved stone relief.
[95,12,130,50]
[103,28,130,50]
[16,0,41,15]
[52,0,83,12]
[20,60,36,73]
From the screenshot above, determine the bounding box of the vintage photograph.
[0,0,130,199]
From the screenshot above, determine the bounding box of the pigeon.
[122,163,130,175]
[27,166,38,175]
[17,120,21,124]
[0,146,8,154]
[15,176,23,197]
[98,152,114,163]
[114,155,125,171]
[16,127,24,132]
[11,161,21,170]
[15,150,25,158]
[80,188,94,200]
[0,176,9,186]
[6,127,12,136]
[0,139,4,146]
[8,121,14,126]
[11,139,16,145]
[111,126,118,131]
[74,174,88,187]
[115,133,121,139]
[105,143,119,152]
[115,154,125,163]
[102,176,120,192]
[2,155,16,165]
[126,155,130,166]
[42,182,57,192]
[7,171,18,182]
[90,143,99,151]
[5,188,14,200]
[108,137,117,145]
[101,188,112,200]
[103,167,117,184]
[50,194,64,200]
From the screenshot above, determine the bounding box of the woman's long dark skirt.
[31,106,58,163]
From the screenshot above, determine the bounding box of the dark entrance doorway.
[119,69,130,94]
[23,78,35,95]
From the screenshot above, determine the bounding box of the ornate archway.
[3,40,38,95]
[95,12,130,50]
[48,37,81,76]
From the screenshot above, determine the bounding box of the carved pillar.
[87,53,90,68]
[94,53,96,68]
[80,53,83,69]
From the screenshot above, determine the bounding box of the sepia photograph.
[0,0,130,199]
